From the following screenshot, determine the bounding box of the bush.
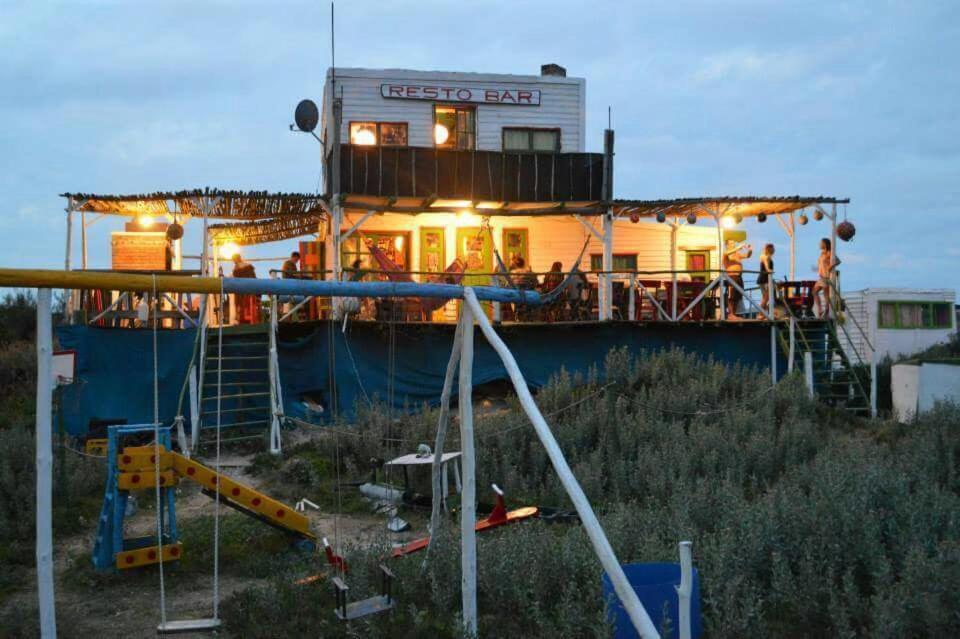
[219,348,960,637]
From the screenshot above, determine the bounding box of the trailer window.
[878,301,954,329]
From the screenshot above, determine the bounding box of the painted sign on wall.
[380,84,541,106]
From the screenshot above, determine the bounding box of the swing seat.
[333,565,397,621]
[157,618,222,634]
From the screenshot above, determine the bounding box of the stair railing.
[826,282,877,416]
[268,296,284,454]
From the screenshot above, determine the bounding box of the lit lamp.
[137,215,154,229]
[218,241,240,260]
[721,216,737,229]
[434,123,450,145]
[352,128,376,146]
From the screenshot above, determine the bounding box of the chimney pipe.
[540,63,566,77]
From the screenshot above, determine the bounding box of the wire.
[618,382,779,416]
[341,325,373,407]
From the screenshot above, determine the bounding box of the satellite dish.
[294,99,319,132]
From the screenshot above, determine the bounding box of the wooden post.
[788,317,796,373]
[628,273,636,321]
[789,212,796,280]
[770,277,777,383]
[428,319,464,554]
[81,211,88,270]
[804,351,814,396]
[64,205,73,321]
[670,220,678,321]
[715,213,725,320]
[330,92,344,319]
[457,306,477,636]
[35,288,57,638]
[830,203,838,317]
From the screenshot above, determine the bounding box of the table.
[385,451,462,512]
[778,280,816,318]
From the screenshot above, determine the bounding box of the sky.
[0,0,957,292]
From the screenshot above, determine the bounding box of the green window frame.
[590,253,637,272]
[340,231,410,279]
[877,300,954,329]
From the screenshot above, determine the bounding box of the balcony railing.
[327,144,606,202]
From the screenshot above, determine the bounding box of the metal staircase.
[778,296,876,417]
[198,325,274,446]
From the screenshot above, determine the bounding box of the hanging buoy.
[733,213,743,224]
[757,212,767,223]
[837,220,856,241]
[655,211,666,223]
[812,209,824,221]
[797,214,809,225]
[166,223,184,240]
[686,212,697,225]
[629,212,640,223]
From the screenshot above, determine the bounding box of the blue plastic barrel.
[601,563,702,638]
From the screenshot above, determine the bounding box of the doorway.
[685,250,711,283]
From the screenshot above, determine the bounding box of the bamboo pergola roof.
[611,195,850,219]
[61,189,328,221]
[208,214,325,246]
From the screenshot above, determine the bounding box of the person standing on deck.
[758,244,775,311]
[722,239,752,319]
[231,253,259,324]
[812,238,840,318]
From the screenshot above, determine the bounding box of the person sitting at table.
[541,261,564,293]
[509,255,539,290]
[281,251,305,279]
[231,253,259,324]
[758,243,775,311]
[722,239,752,319]
[812,238,840,318]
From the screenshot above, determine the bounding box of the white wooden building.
[839,288,956,361]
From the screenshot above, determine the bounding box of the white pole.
[268,296,282,455]
[35,288,57,638]
[804,351,814,397]
[200,198,209,277]
[670,221,678,321]
[81,211,88,270]
[65,207,74,321]
[602,210,613,320]
[715,214,725,320]
[788,318,796,373]
[769,277,777,383]
[870,345,878,418]
[457,305,478,637]
[428,319,464,553]
[676,541,693,639]
[628,273,636,321]
[462,288,659,639]
[789,212,796,281]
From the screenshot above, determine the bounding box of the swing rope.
[212,278,224,620]
[151,275,168,626]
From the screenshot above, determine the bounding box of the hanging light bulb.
[219,241,240,260]
[137,215,154,228]
[434,123,450,145]
[721,216,737,229]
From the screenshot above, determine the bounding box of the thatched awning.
[61,188,328,221]
[611,195,849,219]
[208,214,325,246]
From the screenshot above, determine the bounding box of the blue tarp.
[56,321,784,438]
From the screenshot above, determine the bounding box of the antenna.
[607,106,612,129]
[330,2,336,87]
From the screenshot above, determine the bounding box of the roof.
[611,196,850,219]
[340,194,849,218]
[61,189,327,221]
[327,67,584,86]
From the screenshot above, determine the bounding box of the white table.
[385,451,462,512]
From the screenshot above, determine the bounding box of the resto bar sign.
[380,84,541,106]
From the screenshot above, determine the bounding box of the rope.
[212,278,223,620]
[333,428,344,579]
[151,275,168,627]
[539,234,592,305]
[341,329,373,408]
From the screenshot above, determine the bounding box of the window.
[590,254,637,272]
[502,127,561,152]
[434,106,475,150]
[877,301,954,329]
[685,250,712,283]
[349,122,408,147]
[340,231,410,280]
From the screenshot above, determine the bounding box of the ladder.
[198,325,273,446]
[778,318,872,415]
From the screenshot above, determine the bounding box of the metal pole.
[628,273,636,321]
[804,351,814,397]
[677,541,693,639]
[64,206,73,321]
[770,277,777,383]
[602,211,613,321]
[35,288,57,638]
[716,213,725,320]
[463,288,659,639]
[457,306,477,636]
